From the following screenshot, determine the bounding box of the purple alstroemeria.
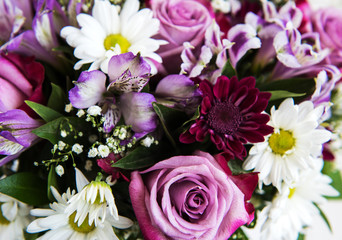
[180,21,233,83]
[0,0,33,44]
[272,28,330,80]
[69,52,157,136]
[155,74,201,113]
[0,109,42,166]
[2,0,68,71]
[246,1,303,69]
[227,23,261,68]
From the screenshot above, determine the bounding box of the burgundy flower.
[97,153,129,181]
[180,75,273,159]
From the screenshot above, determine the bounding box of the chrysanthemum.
[0,193,31,240]
[243,161,339,240]
[180,75,273,159]
[60,0,167,73]
[27,169,133,240]
[243,98,332,190]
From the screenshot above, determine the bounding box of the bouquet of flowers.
[1,0,342,239]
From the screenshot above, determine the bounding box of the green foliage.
[47,83,67,113]
[222,59,237,78]
[112,144,171,170]
[322,161,342,199]
[32,117,89,145]
[25,100,63,122]
[268,90,305,101]
[47,165,58,202]
[0,172,49,205]
[152,102,187,150]
[314,203,333,233]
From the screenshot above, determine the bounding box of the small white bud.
[88,148,98,158]
[65,103,73,113]
[76,109,85,117]
[58,141,66,151]
[60,130,67,138]
[72,143,83,154]
[55,165,64,177]
[141,136,154,147]
[98,145,110,158]
[87,105,102,116]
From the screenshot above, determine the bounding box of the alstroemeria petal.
[119,92,157,134]
[69,70,106,109]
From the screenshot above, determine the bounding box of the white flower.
[60,0,167,73]
[72,144,84,154]
[98,145,110,158]
[65,103,73,113]
[0,193,32,240]
[76,109,85,117]
[60,130,68,138]
[55,165,65,177]
[141,135,154,147]
[243,98,332,190]
[58,141,66,151]
[87,106,102,116]
[243,161,339,240]
[27,169,133,240]
[88,148,98,158]
[66,181,119,226]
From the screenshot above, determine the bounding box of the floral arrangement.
[1,0,342,239]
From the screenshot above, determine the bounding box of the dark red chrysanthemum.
[180,75,273,159]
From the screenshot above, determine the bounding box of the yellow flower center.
[268,129,295,155]
[68,211,95,233]
[0,203,10,225]
[104,34,130,53]
[288,187,296,198]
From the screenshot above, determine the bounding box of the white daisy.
[243,98,332,190]
[243,161,339,240]
[27,169,133,240]
[0,193,31,240]
[60,0,167,73]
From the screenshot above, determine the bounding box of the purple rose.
[149,0,214,73]
[311,8,342,67]
[129,151,257,240]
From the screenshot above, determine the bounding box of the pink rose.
[149,0,214,73]
[311,8,342,67]
[129,151,257,240]
[0,52,45,117]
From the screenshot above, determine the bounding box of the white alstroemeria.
[0,193,31,240]
[243,161,339,240]
[27,168,133,240]
[60,0,167,73]
[243,98,332,190]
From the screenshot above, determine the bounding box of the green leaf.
[47,165,58,202]
[269,90,306,101]
[112,144,169,170]
[0,172,48,205]
[297,233,305,240]
[25,101,63,122]
[314,202,333,233]
[322,161,342,199]
[152,102,182,150]
[222,59,237,78]
[47,83,67,113]
[32,117,87,145]
[258,78,315,97]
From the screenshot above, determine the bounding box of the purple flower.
[0,109,42,166]
[149,0,214,73]
[311,7,342,67]
[155,74,201,113]
[0,0,33,44]
[180,75,273,159]
[69,53,157,135]
[129,151,257,240]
